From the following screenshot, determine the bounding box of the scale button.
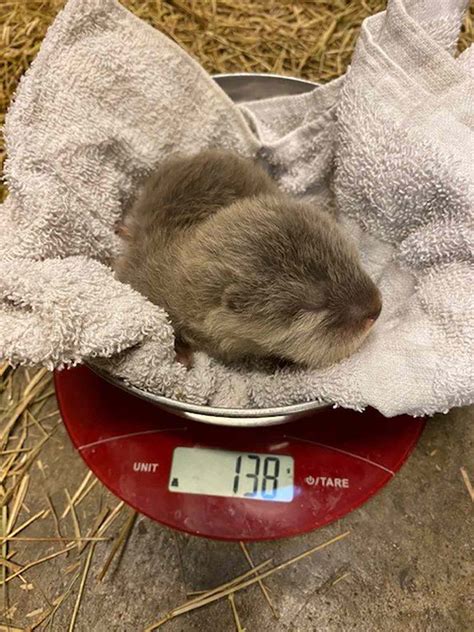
[304,475,350,488]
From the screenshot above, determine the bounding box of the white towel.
[0,0,472,417]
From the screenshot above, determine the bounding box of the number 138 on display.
[169,447,294,503]
[232,452,294,502]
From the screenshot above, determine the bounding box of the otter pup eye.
[298,299,327,314]
[223,285,249,313]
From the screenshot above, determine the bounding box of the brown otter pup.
[115,150,382,368]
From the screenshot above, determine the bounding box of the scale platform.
[54,366,425,541]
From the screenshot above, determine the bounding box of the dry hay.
[0,1,473,629]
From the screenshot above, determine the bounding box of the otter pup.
[115,150,382,369]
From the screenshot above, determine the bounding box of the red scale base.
[55,366,424,541]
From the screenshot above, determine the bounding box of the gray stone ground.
[2,393,473,632]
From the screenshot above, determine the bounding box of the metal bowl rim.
[89,363,328,418]
[212,71,319,88]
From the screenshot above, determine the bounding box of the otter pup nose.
[363,292,382,329]
[367,302,382,323]
[345,286,382,331]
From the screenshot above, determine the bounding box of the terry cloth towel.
[0,0,472,417]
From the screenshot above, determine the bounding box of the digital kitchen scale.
[54,366,425,541]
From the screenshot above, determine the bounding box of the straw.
[145,531,350,630]
[97,511,137,581]
[239,541,278,618]
[460,467,474,502]
[68,543,96,631]
[228,593,245,632]
[2,544,76,584]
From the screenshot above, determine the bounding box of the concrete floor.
[3,394,473,632]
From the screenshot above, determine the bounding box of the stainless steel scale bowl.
[92,72,328,427]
